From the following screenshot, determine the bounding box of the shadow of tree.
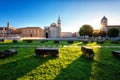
[0,56,55,80]
[55,55,93,80]
[91,48,120,80]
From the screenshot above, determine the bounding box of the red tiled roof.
[19,27,44,31]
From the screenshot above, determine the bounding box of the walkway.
[0,45,120,48]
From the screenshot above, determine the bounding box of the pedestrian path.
[0,44,120,48]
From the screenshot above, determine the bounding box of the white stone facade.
[44,17,61,38]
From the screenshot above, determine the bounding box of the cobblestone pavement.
[0,45,120,48]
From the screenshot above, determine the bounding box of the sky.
[0,0,120,32]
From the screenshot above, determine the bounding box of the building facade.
[0,22,45,38]
[72,32,80,38]
[0,22,21,37]
[44,17,61,38]
[19,27,45,37]
[100,16,120,35]
[61,32,72,38]
[0,27,7,37]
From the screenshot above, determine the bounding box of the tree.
[92,30,100,37]
[79,24,93,37]
[100,31,106,37]
[107,28,119,38]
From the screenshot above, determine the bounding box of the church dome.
[50,23,56,27]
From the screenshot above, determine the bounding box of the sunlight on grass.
[0,39,13,44]
[16,47,82,80]
[0,40,120,80]
[90,48,120,80]
[0,48,35,65]
[70,41,83,46]
[93,48,100,61]
[86,42,100,46]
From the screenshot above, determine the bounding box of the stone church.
[44,17,61,38]
[100,16,120,34]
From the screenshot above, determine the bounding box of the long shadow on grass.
[0,56,56,80]
[55,55,93,80]
[91,48,120,80]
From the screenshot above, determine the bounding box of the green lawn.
[0,40,120,80]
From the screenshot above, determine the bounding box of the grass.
[0,40,120,80]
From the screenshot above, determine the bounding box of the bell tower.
[7,22,10,29]
[57,16,61,27]
[100,16,108,32]
[6,22,11,35]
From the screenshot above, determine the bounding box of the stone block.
[34,48,59,57]
[67,40,73,44]
[97,40,104,44]
[81,46,94,59]
[112,51,120,59]
[82,40,88,44]
[0,49,18,59]
[0,39,5,42]
[54,40,59,44]
[13,39,18,43]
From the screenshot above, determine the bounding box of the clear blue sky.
[0,0,120,32]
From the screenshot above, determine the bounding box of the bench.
[34,48,59,57]
[112,51,120,59]
[81,46,94,59]
[0,49,18,59]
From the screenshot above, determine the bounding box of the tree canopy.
[79,24,93,37]
[107,28,119,37]
[92,30,100,37]
[100,31,106,37]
